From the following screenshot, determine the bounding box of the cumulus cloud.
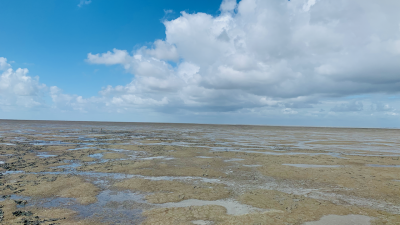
[0,57,88,114]
[87,49,131,66]
[145,40,179,62]
[49,86,90,112]
[331,101,363,112]
[0,57,11,70]
[220,0,237,12]
[282,108,298,115]
[371,102,397,113]
[0,58,47,110]
[85,0,400,115]
[5,0,397,123]
[303,0,316,12]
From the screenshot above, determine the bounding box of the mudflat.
[1,120,400,224]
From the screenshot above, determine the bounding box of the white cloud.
[391,39,400,55]
[385,112,398,116]
[303,0,316,12]
[87,49,131,66]
[50,86,82,110]
[78,0,91,7]
[145,40,179,62]
[315,64,336,75]
[5,0,400,126]
[0,57,89,113]
[0,57,11,70]
[282,108,298,115]
[220,0,237,12]
[85,0,400,115]
[331,101,363,112]
[0,58,47,110]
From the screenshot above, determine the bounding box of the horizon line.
[0,118,398,130]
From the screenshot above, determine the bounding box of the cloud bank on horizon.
[1,0,400,126]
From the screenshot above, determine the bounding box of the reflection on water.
[89,153,104,159]
[37,153,58,158]
[367,164,400,168]
[158,199,267,216]
[2,191,147,224]
[4,171,25,175]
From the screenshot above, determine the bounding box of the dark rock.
[22,219,41,225]
[13,210,33,217]
[6,185,17,190]
[14,200,28,205]
[14,189,25,194]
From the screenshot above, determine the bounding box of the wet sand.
[1,120,400,224]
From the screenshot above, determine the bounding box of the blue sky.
[1,0,400,127]
[0,0,221,97]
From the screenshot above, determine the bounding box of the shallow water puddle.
[211,148,346,158]
[68,146,96,151]
[367,164,400,168]
[0,143,16,145]
[8,190,147,223]
[303,214,372,225]
[282,164,343,168]
[89,153,104,159]
[196,156,213,159]
[140,156,175,160]
[54,163,82,171]
[243,164,262,167]
[31,140,71,145]
[38,170,222,184]
[37,153,58,158]
[224,158,245,162]
[97,189,146,204]
[107,148,129,152]
[157,199,270,216]
[4,171,25,175]
[191,220,214,225]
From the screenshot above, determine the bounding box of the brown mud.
[1,120,400,224]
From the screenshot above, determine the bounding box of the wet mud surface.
[1,120,400,224]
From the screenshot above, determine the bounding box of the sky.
[1,0,400,128]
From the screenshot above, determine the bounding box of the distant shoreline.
[0,118,398,130]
